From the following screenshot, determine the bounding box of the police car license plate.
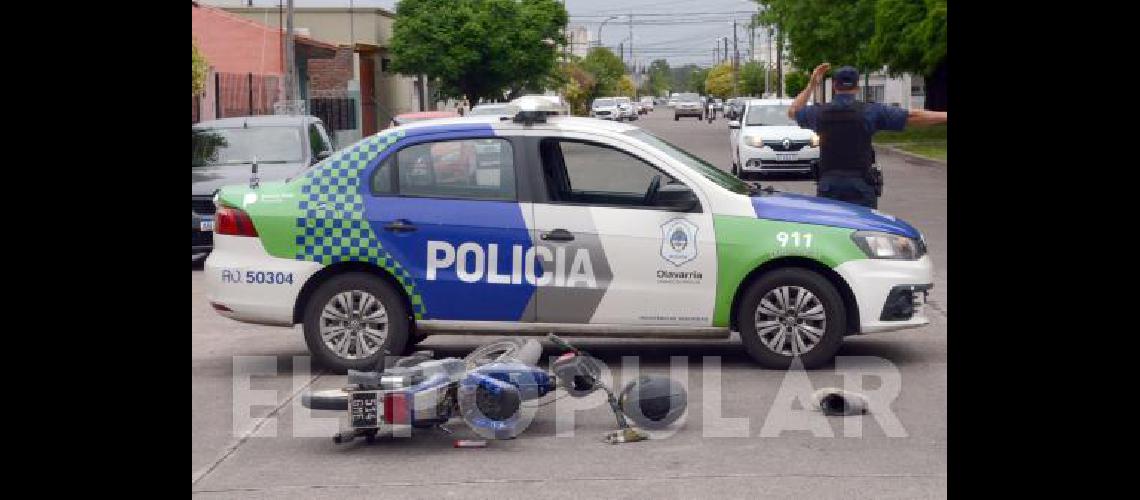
[350,391,382,429]
[776,154,797,161]
[200,217,214,232]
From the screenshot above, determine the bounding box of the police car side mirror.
[656,183,700,212]
[728,121,741,130]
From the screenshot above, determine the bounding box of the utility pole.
[628,12,633,70]
[284,0,298,111]
[765,28,771,96]
[723,38,728,66]
[733,18,739,98]
[776,23,784,98]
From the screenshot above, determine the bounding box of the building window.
[381,58,391,73]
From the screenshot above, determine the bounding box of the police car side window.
[542,139,678,208]
[390,138,516,201]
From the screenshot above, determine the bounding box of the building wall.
[220,6,421,131]
[308,46,354,97]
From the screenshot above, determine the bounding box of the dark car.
[192,115,334,260]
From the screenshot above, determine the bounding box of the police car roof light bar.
[512,110,547,126]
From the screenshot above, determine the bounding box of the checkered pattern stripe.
[291,131,427,318]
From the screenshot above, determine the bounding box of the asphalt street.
[191,109,948,499]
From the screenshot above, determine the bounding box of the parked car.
[614,96,636,121]
[390,111,460,128]
[728,98,820,179]
[639,96,654,113]
[673,93,703,120]
[192,115,333,261]
[205,110,933,371]
[590,97,621,120]
[713,98,724,111]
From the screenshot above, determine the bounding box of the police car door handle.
[540,229,574,242]
[383,219,417,233]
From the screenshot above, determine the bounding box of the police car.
[729,98,821,179]
[205,103,933,371]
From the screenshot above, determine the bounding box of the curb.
[875,144,947,167]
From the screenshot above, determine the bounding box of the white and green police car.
[205,107,933,371]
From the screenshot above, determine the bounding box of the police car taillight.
[215,206,259,237]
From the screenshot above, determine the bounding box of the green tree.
[703,63,736,98]
[785,71,809,97]
[757,0,876,74]
[868,0,945,76]
[688,67,710,94]
[617,75,636,98]
[646,59,672,97]
[868,0,946,109]
[738,61,766,96]
[389,0,568,105]
[559,61,595,115]
[581,47,625,97]
[193,40,208,96]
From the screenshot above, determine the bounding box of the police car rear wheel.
[303,273,410,373]
[737,268,845,369]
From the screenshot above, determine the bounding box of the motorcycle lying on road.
[302,334,688,445]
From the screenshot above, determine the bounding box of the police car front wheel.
[302,272,410,373]
[736,268,846,369]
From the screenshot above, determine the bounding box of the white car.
[204,106,933,371]
[590,98,621,120]
[639,97,655,112]
[729,98,820,179]
[614,96,636,121]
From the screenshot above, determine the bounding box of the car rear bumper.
[204,234,323,327]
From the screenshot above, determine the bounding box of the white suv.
[590,97,621,120]
[614,96,636,121]
[729,99,820,179]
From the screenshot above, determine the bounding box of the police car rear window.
[372,138,516,201]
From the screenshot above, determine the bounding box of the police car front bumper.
[833,255,935,334]
[739,143,820,173]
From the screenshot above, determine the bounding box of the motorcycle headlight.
[810,133,820,148]
[850,231,925,260]
[743,134,764,147]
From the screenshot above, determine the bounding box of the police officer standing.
[788,63,947,208]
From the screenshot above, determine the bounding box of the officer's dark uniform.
[794,69,908,209]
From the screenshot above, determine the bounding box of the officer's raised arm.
[906,108,948,127]
[788,62,830,119]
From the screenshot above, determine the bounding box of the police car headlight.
[851,231,924,260]
[743,134,764,147]
[810,133,820,148]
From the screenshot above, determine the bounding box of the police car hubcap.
[320,290,388,359]
[754,286,826,357]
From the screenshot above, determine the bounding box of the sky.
[214,0,765,67]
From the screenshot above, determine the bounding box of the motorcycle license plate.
[776,154,797,161]
[349,391,382,429]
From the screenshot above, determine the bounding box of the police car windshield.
[745,104,795,126]
[624,129,750,195]
[192,126,304,167]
